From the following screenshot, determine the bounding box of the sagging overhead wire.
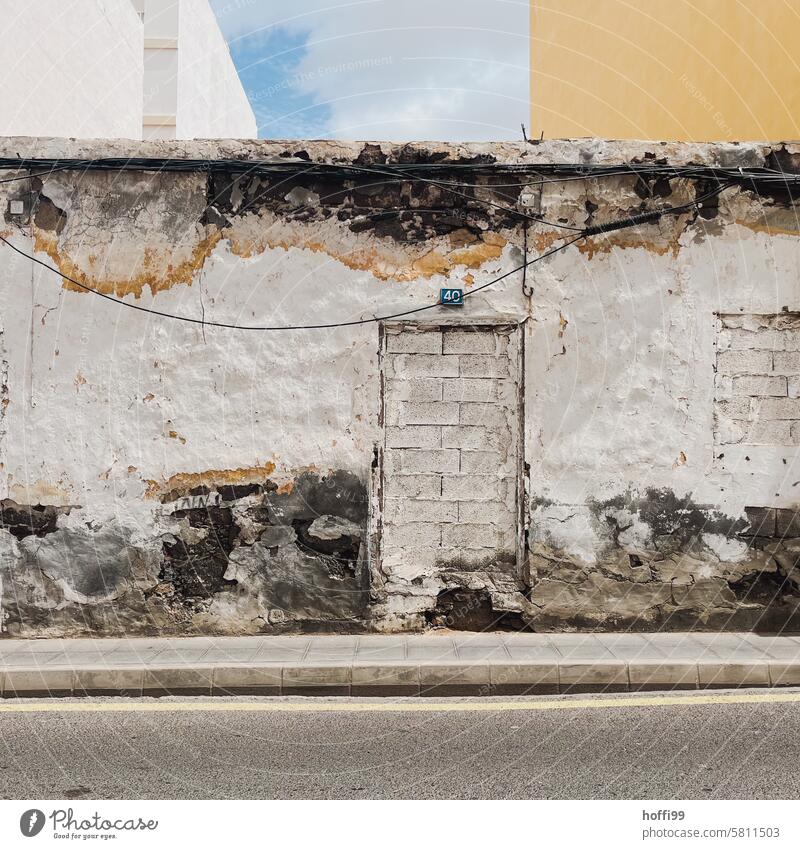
[0,180,727,332]
[0,233,584,331]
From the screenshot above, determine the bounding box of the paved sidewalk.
[1,632,800,698]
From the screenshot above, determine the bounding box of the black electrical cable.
[0,233,584,331]
[339,162,587,232]
[0,159,704,192]
[0,157,800,188]
[581,183,730,237]
[0,164,76,184]
[0,178,726,332]
[3,157,797,185]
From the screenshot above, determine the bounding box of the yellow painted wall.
[530,0,800,141]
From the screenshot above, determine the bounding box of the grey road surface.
[0,692,798,799]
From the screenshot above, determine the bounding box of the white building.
[0,0,256,139]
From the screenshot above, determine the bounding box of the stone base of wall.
[526,491,800,633]
[3,483,800,637]
[0,471,371,638]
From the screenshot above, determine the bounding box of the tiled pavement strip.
[1,632,800,698]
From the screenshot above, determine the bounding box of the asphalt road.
[0,691,799,799]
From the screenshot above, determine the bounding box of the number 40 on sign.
[440,287,464,306]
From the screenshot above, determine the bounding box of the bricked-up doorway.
[379,323,524,596]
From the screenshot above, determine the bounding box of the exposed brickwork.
[715,314,800,446]
[382,325,520,581]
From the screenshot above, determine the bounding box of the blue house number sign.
[440,287,464,306]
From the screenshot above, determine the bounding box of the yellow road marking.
[0,691,799,714]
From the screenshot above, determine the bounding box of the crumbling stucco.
[3,137,800,635]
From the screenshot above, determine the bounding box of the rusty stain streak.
[226,227,507,282]
[35,220,508,296]
[144,462,277,499]
[33,229,222,299]
[8,479,70,505]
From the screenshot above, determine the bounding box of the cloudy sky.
[209,0,529,141]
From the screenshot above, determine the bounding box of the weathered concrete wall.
[1,137,800,636]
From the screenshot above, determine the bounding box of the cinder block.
[714,418,746,444]
[441,474,510,501]
[442,378,498,403]
[697,662,770,688]
[387,499,457,524]
[390,353,459,378]
[733,375,787,396]
[717,349,772,375]
[387,330,442,354]
[458,501,516,525]
[459,402,510,428]
[380,547,439,578]
[752,397,800,420]
[386,425,441,449]
[773,351,800,373]
[386,448,460,474]
[458,355,511,378]
[720,328,783,351]
[742,420,794,444]
[400,401,460,426]
[460,450,515,474]
[384,400,402,426]
[782,331,800,352]
[718,419,796,445]
[443,329,499,354]
[384,474,441,498]
[379,520,442,547]
[386,378,443,402]
[714,374,734,399]
[442,425,503,451]
[212,664,282,695]
[715,398,752,419]
[73,667,144,696]
[441,523,514,549]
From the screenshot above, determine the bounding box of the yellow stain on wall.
[530,0,800,141]
[145,462,277,500]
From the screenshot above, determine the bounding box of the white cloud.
[210,0,529,141]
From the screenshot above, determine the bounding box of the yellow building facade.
[530,0,800,141]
